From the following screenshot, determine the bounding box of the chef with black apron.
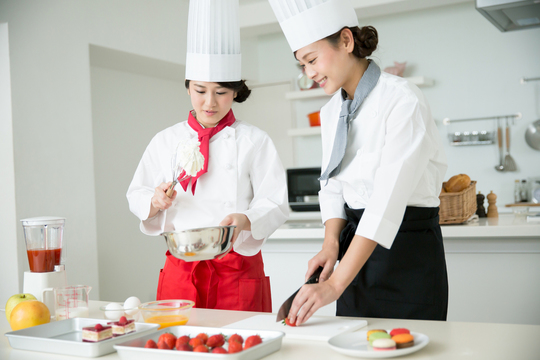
[268,0,449,325]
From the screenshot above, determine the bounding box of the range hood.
[476,0,540,32]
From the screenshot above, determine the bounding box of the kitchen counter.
[273,213,540,239]
[2,300,540,359]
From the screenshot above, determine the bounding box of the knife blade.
[276,266,324,322]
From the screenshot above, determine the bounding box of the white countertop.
[272,213,540,239]
[2,300,540,359]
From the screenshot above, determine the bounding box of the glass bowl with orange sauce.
[138,300,194,329]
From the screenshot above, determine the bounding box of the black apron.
[336,205,448,321]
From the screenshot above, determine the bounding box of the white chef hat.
[185,0,241,82]
[268,0,359,52]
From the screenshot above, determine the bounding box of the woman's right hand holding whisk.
[148,182,177,218]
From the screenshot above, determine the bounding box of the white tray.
[114,325,285,360]
[328,330,429,358]
[5,317,159,357]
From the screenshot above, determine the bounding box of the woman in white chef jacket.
[127,0,288,312]
[268,0,448,324]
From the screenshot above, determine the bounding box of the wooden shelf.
[287,127,322,137]
[285,76,434,100]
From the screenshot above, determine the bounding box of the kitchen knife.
[276,266,324,322]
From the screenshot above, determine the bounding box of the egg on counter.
[104,302,124,320]
[123,296,141,316]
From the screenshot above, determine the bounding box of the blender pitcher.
[21,217,67,313]
[42,285,91,320]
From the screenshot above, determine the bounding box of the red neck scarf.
[180,109,236,194]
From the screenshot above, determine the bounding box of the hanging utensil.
[525,119,540,151]
[166,143,190,198]
[495,118,505,172]
[503,118,517,171]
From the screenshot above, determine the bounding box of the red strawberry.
[158,333,176,350]
[157,340,171,350]
[176,335,190,348]
[244,335,262,349]
[228,340,243,353]
[94,324,103,331]
[144,339,158,348]
[283,318,297,326]
[193,345,209,352]
[212,347,227,353]
[195,333,208,345]
[189,337,204,348]
[118,316,128,325]
[176,344,193,351]
[207,334,225,348]
[228,333,243,345]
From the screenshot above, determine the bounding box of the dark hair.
[325,26,378,59]
[184,80,251,103]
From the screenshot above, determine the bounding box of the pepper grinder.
[476,191,487,218]
[486,191,498,218]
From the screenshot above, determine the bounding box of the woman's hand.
[148,182,176,218]
[217,213,251,259]
[305,244,338,283]
[288,279,342,326]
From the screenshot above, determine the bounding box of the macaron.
[368,331,391,345]
[366,329,387,340]
[392,333,415,349]
[390,328,410,337]
[372,338,396,351]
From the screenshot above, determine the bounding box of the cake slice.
[108,316,136,336]
[82,323,113,342]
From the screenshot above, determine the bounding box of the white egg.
[104,302,124,320]
[123,296,141,316]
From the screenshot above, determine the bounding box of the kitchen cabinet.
[264,213,540,325]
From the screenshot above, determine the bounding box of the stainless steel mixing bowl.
[161,225,236,262]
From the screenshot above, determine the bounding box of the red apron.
[156,250,272,312]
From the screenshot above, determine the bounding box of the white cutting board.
[223,314,367,341]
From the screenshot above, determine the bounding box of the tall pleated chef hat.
[185,0,241,81]
[268,0,359,52]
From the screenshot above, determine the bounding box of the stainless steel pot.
[161,225,235,262]
[525,119,540,151]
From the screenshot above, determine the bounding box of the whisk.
[166,143,190,198]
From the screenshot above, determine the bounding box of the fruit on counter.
[195,332,209,345]
[5,293,37,322]
[176,344,193,351]
[157,339,171,350]
[189,337,204,348]
[228,333,243,345]
[176,335,190,348]
[283,318,297,326]
[207,334,225,348]
[244,335,263,349]
[145,339,158,348]
[228,340,243,353]
[193,345,209,352]
[158,332,177,349]
[212,347,227,353]
[9,300,50,331]
[443,174,471,193]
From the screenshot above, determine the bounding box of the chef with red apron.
[127,0,288,312]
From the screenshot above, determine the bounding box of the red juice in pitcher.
[27,248,62,272]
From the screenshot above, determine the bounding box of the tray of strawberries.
[113,325,285,360]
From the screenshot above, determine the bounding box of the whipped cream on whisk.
[176,139,205,177]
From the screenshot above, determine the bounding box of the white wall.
[0,23,20,306]
[0,0,190,300]
[245,2,540,207]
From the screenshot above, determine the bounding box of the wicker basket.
[439,181,477,224]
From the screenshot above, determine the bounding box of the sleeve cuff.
[233,230,266,256]
[355,211,400,249]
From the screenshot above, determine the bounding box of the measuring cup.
[42,285,91,320]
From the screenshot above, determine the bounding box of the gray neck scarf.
[319,61,381,182]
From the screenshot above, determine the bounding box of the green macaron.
[368,331,391,345]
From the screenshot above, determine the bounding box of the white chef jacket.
[319,72,447,249]
[127,119,289,256]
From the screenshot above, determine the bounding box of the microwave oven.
[287,167,321,212]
